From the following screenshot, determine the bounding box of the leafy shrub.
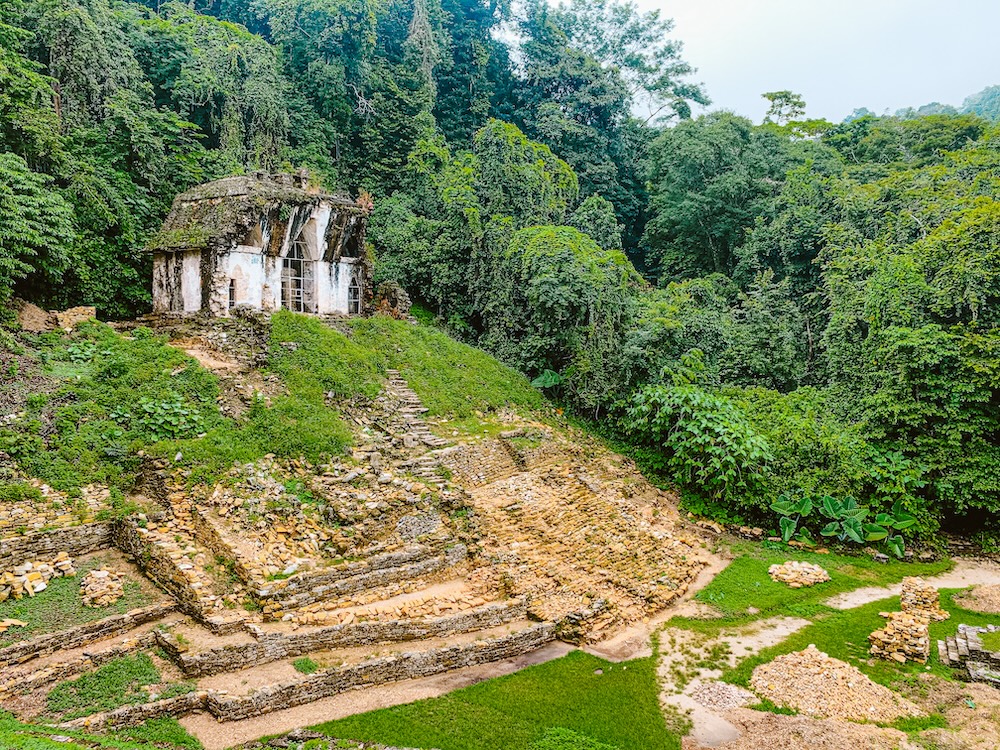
[0,480,43,503]
[134,395,205,441]
[771,493,917,557]
[293,657,320,674]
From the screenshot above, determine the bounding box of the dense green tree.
[962,85,1000,121]
[762,90,805,125]
[0,152,75,303]
[644,112,790,279]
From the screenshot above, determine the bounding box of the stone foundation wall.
[60,690,208,731]
[163,598,529,677]
[207,623,557,721]
[256,544,466,617]
[0,602,174,668]
[0,630,160,698]
[0,522,113,570]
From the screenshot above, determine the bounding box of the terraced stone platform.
[0,361,710,741]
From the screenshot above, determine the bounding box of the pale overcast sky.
[643,0,1000,123]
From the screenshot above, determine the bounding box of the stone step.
[201,620,556,721]
[167,593,529,678]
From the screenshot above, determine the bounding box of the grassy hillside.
[0,312,546,498]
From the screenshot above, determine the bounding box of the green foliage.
[133,395,205,441]
[293,657,320,674]
[644,112,791,278]
[0,480,43,503]
[770,492,915,556]
[0,712,203,750]
[481,225,640,409]
[621,353,772,501]
[313,650,679,750]
[46,654,180,718]
[530,728,618,750]
[0,152,75,304]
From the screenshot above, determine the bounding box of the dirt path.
[180,642,573,750]
[824,558,1000,610]
[659,617,812,748]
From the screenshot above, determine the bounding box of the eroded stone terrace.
[0,350,710,739]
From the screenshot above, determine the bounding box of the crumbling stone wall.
[0,522,113,570]
[160,599,528,677]
[0,602,174,668]
[206,623,557,721]
[256,544,466,618]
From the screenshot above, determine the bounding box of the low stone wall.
[0,629,159,698]
[0,602,175,667]
[112,521,242,634]
[256,544,467,618]
[162,598,529,677]
[207,623,557,721]
[60,690,208,731]
[0,522,113,570]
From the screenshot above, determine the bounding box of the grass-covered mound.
[0,312,545,495]
[312,650,679,750]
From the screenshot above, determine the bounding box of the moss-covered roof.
[147,174,362,253]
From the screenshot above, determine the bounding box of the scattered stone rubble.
[900,576,950,621]
[292,589,495,627]
[80,568,125,607]
[767,561,831,588]
[0,552,75,602]
[690,680,756,710]
[869,611,930,663]
[750,644,922,722]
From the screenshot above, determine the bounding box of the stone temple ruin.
[149,172,370,316]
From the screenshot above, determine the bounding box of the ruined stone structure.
[149,172,370,316]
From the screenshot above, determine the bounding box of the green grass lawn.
[45,653,195,720]
[0,554,156,647]
[721,589,999,690]
[312,650,679,750]
[687,543,951,622]
[0,713,202,750]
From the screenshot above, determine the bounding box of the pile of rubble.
[750,644,922,722]
[954,584,1000,614]
[768,561,831,588]
[869,611,930,663]
[80,568,125,607]
[869,578,948,664]
[900,576,950,621]
[0,552,75,602]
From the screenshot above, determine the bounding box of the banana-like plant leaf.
[779,515,797,543]
[819,496,839,519]
[842,517,864,544]
[886,534,905,558]
[863,523,889,541]
[770,500,796,516]
[795,496,813,517]
[820,521,841,537]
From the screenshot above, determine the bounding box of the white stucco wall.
[317,258,362,314]
[181,250,202,312]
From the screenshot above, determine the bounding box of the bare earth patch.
[953,584,1000,614]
